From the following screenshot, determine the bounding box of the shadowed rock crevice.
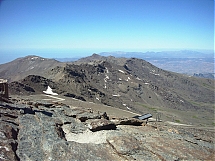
[11,127,19,140]
[55,124,66,141]
[10,142,20,161]
[0,103,20,161]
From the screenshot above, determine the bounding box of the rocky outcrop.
[0,105,20,161]
[0,98,214,161]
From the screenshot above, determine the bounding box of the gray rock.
[101,112,109,120]
[64,108,101,122]
[0,105,20,161]
[106,135,140,155]
[111,117,145,126]
[50,141,124,161]
[1,100,214,161]
[64,108,86,117]
[70,122,88,134]
[88,119,116,132]
[36,101,54,107]
[76,112,101,122]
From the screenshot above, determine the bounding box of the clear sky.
[0,0,214,63]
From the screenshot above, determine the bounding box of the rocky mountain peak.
[91,53,102,58]
[0,55,61,82]
[24,55,45,60]
[14,55,49,63]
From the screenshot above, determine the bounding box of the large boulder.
[88,119,116,132]
[111,117,145,126]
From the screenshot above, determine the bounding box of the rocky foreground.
[0,98,214,161]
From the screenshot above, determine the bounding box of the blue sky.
[0,0,214,63]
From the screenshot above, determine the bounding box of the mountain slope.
[4,54,215,126]
[0,55,62,82]
[99,51,215,76]
[75,53,127,66]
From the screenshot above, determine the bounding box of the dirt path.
[20,94,141,118]
[165,121,193,126]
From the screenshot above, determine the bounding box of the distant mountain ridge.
[99,50,214,58]
[53,50,214,76]
[0,55,62,82]
[99,50,214,75]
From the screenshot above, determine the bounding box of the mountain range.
[100,50,214,58]
[0,54,214,126]
[54,50,214,77]
[0,54,214,160]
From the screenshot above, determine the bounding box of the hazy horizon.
[0,48,214,65]
[0,0,214,63]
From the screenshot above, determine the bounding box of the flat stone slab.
[106,135,141,155]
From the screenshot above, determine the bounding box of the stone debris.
[0,98,214,161]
